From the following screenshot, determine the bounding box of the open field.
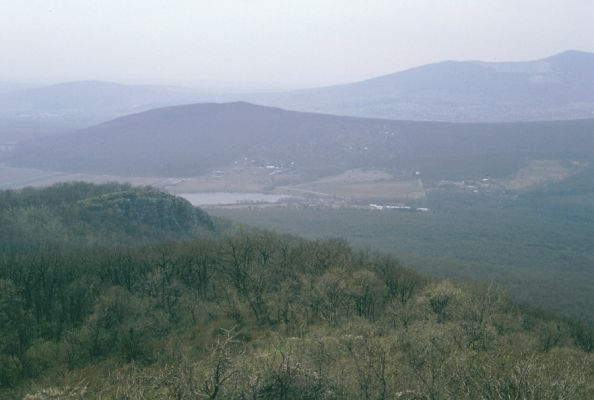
[497,159,587,191]
[283,179,425,200]
[161,165,299,193]
[277,168,426,200]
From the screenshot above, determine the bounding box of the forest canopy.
[0,183,592,399]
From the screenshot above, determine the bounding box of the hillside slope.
[0,81,210,135]
[243,50,594,122]
[7,102,594,179]
[0,182,214,250]
[0,184,592,398]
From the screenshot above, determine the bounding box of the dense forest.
[0,182,214,251]
[212,169,594,326]
[1,184,593,399]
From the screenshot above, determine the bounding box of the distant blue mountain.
[0,80,209,130]
[243,50,594,122]
[0,81,36,94]
[2,50,593,132]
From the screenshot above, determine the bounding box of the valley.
[3,3,594,398]
[3,141,593,328]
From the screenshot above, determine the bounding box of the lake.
[178,192,290,206]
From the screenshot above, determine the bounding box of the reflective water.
[178,192,288,205]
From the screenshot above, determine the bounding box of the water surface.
[178,192,288,206]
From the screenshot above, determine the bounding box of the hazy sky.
[2,0,593,90]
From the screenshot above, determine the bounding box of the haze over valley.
[1,1,594,398]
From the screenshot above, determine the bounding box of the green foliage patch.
[0,183,592,399]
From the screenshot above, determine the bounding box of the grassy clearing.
[281,169,426,200]
[498,159,586,191]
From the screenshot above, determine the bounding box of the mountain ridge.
[7,101,594,180]
[0,80,211,132]
[238,50,594,122]
[2,50,594,133]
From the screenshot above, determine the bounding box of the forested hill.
[0,182,214,250]
[0,183,593,398]
[7,101,594,178]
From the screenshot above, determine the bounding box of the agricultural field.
[277,168,425,201]
[497,159,587,191]
[1,164,426,204]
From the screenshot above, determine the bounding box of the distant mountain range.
[8,102,594,180]
[0,81,36,94]
[241,50,594,122]
[1,50,593,135]
[0,81,210,132]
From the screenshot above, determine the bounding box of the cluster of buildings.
[369,203,430,212]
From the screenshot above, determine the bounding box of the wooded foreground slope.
[0,184,592,399]
[0,182,213,251]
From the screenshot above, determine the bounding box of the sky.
[1,0,594,90]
